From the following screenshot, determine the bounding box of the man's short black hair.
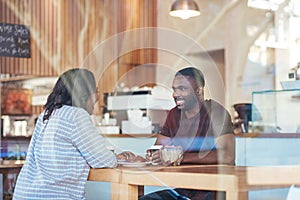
[175,67,205,87]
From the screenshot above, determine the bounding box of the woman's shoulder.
[56,105,90,119]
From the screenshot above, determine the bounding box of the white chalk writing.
[0,23,30,58]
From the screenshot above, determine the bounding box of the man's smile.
[175,97,185,107]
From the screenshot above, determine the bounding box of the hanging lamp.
[169,0,200,19]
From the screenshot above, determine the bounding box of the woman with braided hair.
[13,68,117,200]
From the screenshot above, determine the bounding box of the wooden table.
[88,164,300,200]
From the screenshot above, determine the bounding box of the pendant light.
[169,0,201,19]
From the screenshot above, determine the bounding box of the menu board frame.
[0,22,31,58]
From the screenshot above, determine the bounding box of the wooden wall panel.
[0,0,116,76]
[1,0,157,76]
[116,0,157,88]
[1,0,157,116]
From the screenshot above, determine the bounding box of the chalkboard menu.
[0,23,30,58]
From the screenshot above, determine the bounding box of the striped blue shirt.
[13,105,117,200]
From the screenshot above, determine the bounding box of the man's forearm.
[181,150,218,164]
[182,149,235,165]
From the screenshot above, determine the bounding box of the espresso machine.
[107,91,175,134]
[233,103,252,133]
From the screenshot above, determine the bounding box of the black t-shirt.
[160,99,233,152]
